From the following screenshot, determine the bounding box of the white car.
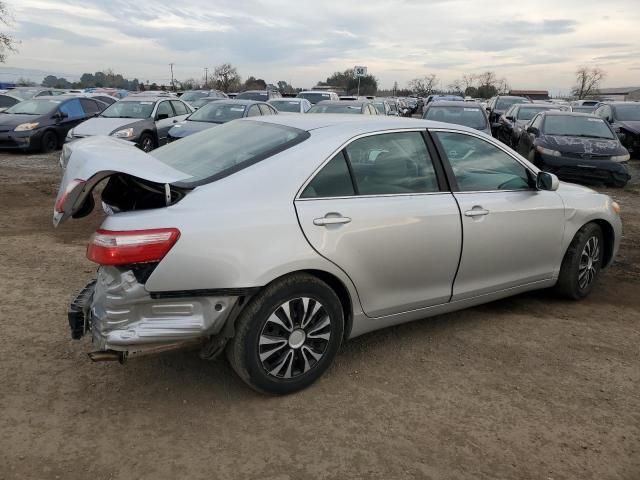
[268,98,312,113]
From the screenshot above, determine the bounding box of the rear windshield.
[150,120,309,186]
[308,104,362,114]
[517,106,556,120]
[180,91,209,102]
[496,97,529,111]
[101,101,154,119]
[236,91,268,101]
[188,102,246,123]
[542,115,614,139]
[191,98,219,109]
[297,92,331,104]
[425,106,487,130]
[5,99,60,115]
[615,104,640,121]
[269,100,301,112]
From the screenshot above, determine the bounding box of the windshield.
[297,92,332,104]
[5,99,60,115]
[9,89,40,100]
[100,101,154,119]
[269,100,301,112]
[542,115,614,139]
[181,91,209,102]
[188,103,246,123]
[425,106,487,130]
[572,106,595,113]
[191,98,219,109]
[373,102,386,114]
[308,104,362,114]
[615,104,640,121]
[517,107,556,121]
[150,121,309,185]
[236,91,268,101]
[496,97,529,111]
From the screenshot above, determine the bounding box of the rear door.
[57,99,88,137]
[154,100,176,144]
[431,129,565,301]
[295,130,462,318]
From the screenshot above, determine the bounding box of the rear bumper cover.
[69,267,238,354]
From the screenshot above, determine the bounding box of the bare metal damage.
[90,266,237,354]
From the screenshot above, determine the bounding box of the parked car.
[6,87,67,101]
[495,104,567,148]
[0,92,24,112]
[371,99,396,116]
[593,102,640,158]
[236,90,282,101]
[297,91,340,104]
[516,111,630,187]
[486,95,532,135]
[307,100,378,115]
[383,98,401,116]
[55,115,622,394]
[66,95,193,151]
[423,101,491,135]
[570,105,596,114]
[180,89,228,107]
[167,100,277,141]
[268,98,312,113]
[0,96,105,152]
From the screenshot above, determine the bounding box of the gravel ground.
[0,149,639,480]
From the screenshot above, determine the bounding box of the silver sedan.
[55,115,622,394]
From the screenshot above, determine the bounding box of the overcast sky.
[5,0,640,93]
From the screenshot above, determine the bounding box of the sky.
[3,0,640,94]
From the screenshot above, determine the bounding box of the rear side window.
[259,104,276,115]
[80,98,101,114]
[171,100,189,115]
[301,152,354,198]
[247,105,261,117]
[156,101,174,118]
[347,132,439,195]
[150,121,309,186]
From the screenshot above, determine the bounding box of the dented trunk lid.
[53,136,191,226]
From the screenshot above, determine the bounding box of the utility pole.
[204,67,209,88]
[169,63,174,91]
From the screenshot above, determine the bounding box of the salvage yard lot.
[1,151,639,480]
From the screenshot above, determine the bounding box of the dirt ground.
[0,149,639,480]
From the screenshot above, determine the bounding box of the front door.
[432,130,565,301]
[295,130,462,318]
[154,100,177,145]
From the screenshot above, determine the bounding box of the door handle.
[464,207,490,217]
[313,216,351,226]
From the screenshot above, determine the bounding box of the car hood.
[539,135,623,155]
[169,120,219,138]
[618,120,640,135]
[0,113,45,129]
[53,136,191,226]
[73,117,147,136]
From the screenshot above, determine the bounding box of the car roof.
[121,95,176,102]
[243,114,484,137]
[601,101,640,106]
[27,95,76,101]
[315,100,369,106]
[538,110,598,117]
[299,90,337,94]
[269,98,305,102]
[426,101,483,108]
[211,99,265,106]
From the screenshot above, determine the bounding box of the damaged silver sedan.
[55,115,622,394]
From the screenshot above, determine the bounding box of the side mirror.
[156,113,169,121]
[54,111,68,121]
[536,171,559,191]
[607,117,614,124]
[527,126,539,136]
[506,115,515,121]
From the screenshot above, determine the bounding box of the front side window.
[613,105,640,121]
[247,105,261,117]
[301,152,355,198]
[259,104,276,115]
[346,132,439,195]
[156,101,174,118]
[59,99,85,118]
[434,132,531,191]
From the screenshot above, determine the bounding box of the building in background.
[596,87,640,101]
[509,90,549,100]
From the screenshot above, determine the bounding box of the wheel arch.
[592,219,615,268]
[138,129,157,147]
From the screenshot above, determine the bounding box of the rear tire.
[40,130,58,153]
[555,223,604,299]
[226,273,344,395]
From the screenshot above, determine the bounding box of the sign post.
[354,66,367,97]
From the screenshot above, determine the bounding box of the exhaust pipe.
[88,350,126,364]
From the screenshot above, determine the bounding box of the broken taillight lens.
[86,228,180,266]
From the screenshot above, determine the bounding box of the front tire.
[138,133,155,152]
[227,273,344,395]
[555,223,604,299]
[40,130,58,153]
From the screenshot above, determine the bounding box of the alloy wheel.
[258,297,332,379]
[141,137,154,152]
[578,236,600,290]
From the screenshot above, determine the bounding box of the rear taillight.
[55,178,86,213]
[86,228,180,266]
